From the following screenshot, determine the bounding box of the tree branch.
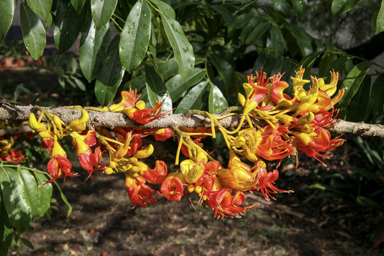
[1,106,384,138]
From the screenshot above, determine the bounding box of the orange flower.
[4,149,26,163]
[159,172,186,201]
[142,160,168,184]
[79,147,105,180]
[125,175,157,208]
[44,156,76,184]
[125,100,170,124]
[109,87,141,112]
[251,168,292,200]
[206,190,254,219]
[153,128,173,141]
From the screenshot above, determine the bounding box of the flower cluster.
[0,122,28,163]
[27,67,345,219]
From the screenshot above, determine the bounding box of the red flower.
[206,190,254,219]
[248,68,270,104]
[159,172,185,201]
[79,147,105,180]
[41,139,54,152]
[4,149,26,163]
[126,176,157,208]
[142,160,168,184]
[153,128,173,141]
[44,156,77,185]
[251,168,292,200]
[125,100,170,124]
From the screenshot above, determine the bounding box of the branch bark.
[1,106,384,138]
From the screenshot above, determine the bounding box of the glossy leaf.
[209,85,229,114]
[54,0,81,54]
[268,25,285,57]
[95,35,125,106]
[323,56,350,82]
[227,13,252,36]
[376,1,384,34]
[338,61,372,110]
[123,73,146,91]
[371,73,384,114]
[33,172,53,218]
[90,0,118,29]
[253,49,281,76]
[0,166,32,233]
[289,0,306,20]
[240,16,262,43]
[21,237,34,249]
[80,5,110,82]
[210,53,234,87]
[285,24,312,57]
[318,51,335,78]
[18,168,39,217]
[211,5,233,25]
[331,0,360,18]
[70,0,86,13]
[119,0,151,73]
[245,22,271,45]
[268,0,291,18]
[0,195,13,256]
[155,0,175,19]
[53,180,72,217]
[174,81,210,114]
[346,76,371,122]
[297,51,323,79]
[159,58,179,80]
[145,63,172,112]
[166,68,206,102]
[160,13,195,80]
[26,0,52,21]
[0,0,15,44]
[20,3,46,60]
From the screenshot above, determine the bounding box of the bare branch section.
[1,106,384,138]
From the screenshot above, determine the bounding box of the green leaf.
[33,172,53,218]
[174,81,210,114]
[154,0,175,19]
[210,53,234,87]
[53,180,72,217]
[338,61,372,110]
[331,0,360,18]
[54,0,81,54]
[20,3,46,60]
[297,51,323,79]
[26,0,52,21]
[209,85,229,114]
[18,168,39,218]
[356,196,384,212]
[324,55,350,82]
[0,195,13,256]
[123,73,146,91]
[268,0,291,18]
[145,63,172,112]
[165,68,206,102]
[289,0,306,20]
[119,0,151,73]
[159,58,179,80]
[160,13,195,80]
[0,166,32,233]
[21,237,34,249]
[253,49,281,77]
[0,0,15,44]
[95,35,125,106]
[318,51,335,78]
[90,0,118,29]
[211,5,233,25]
[70,0,86,13]
[346,76,371,122]
[80,5,110,82]
[284,24,313,57]
[371,73,384,114]
[245,22,271,45]
[240,16,262,43]
[376,1,384,34]
[227,13,252,36]
[74,78,86,91]
[268,25,285,57]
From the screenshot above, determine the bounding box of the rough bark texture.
[1,105,384,138]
